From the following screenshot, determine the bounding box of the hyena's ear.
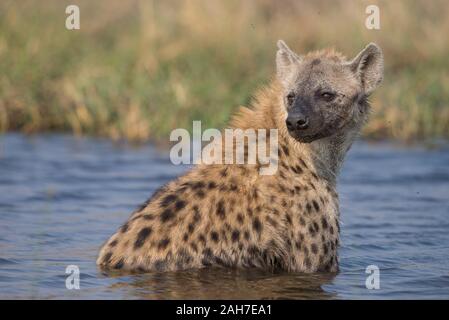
[348,43,384,95]
[276,40,301,86]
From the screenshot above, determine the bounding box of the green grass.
[0,0,448,142]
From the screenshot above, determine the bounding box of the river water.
[0,133,448,299]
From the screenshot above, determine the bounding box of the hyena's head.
[276,40,383,143]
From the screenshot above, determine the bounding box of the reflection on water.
[103,268,337,299]
[0,134,448,299]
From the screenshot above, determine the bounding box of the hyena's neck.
[306,129,360,186]
[230,80,363,186]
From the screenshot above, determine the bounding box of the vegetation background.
[0,0,448,142]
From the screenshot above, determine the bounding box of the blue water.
[0,133,448,299]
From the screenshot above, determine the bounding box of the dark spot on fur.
[174,200,186,211]
[158,238,170,250]
[311,243,318,254]
[120,223,129,233]
[281,145,290,156]
[231,229,240,243]
[321,217,328,229]
[237,213,244,224]
[109,240,118,247]
[137,266,146,273]
[312,200,320,211]
[292,165,303,174]
[192,181,205,190]
[252,189,259,200]
[130,214,142,221]
[134,227,152,249]
[299,158,308,169]
[154,259,166,271]
[216,200,226,219]
[330,226,335,235]
[303,245,309,255]
[160,208,175,222]
[102,252,112,264]
[193,206,201,221]
[311,58,321,66]
[278,183,287,193]
[266,215,278,228]
[308,225,317,237]
[203,248,213,257]
[201,248,213,266]
[248,245,260,256]
[323,243,329,255]
[299,216,306,226]
[214,255,228,267]
[201,259,212,267]
[195,189,206,199]
[143,214,155,220]
[160,194,177,207]
[198,234,206,245]
[210,231,219,243]
[252,217,262,234]
[114,259,124,269]
[220,168,228,177]
[282,199,288,207]
[187,223,195,234]
[306,203,312,214]
[207,181,217,189]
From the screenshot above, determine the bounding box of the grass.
[0,0,448,142]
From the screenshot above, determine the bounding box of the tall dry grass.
[0,0,448,142]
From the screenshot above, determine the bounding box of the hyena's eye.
[320,91,336,102]
[286,92,296,106]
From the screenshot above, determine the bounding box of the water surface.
[0,134,448,299]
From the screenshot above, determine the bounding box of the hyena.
[97,40,383,273]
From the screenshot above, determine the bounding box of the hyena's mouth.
[289,131,325,143]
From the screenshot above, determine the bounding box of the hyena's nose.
[286,114,309,131]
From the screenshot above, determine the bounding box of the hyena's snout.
[286,111,310,132]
